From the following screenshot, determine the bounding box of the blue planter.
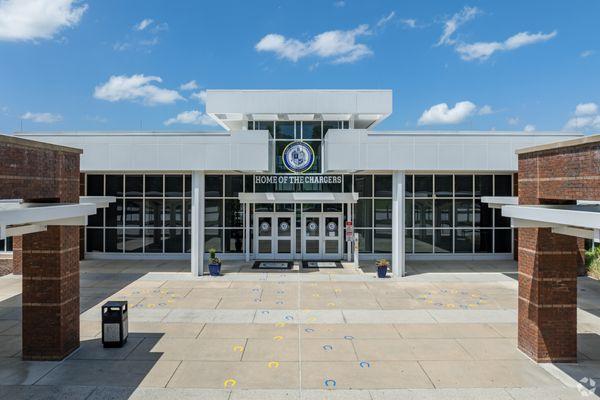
[377,265,388,278]
[208,263,221,276]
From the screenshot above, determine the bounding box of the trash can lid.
[102,300,127,308]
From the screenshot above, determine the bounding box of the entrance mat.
[302,261,343,269]
[252,261,294,270]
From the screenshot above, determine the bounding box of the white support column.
[346,203,352,262]
[244,203,250,262]
[392,171,405,277]
[191,171,205,276]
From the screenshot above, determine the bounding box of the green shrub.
[586,246,600,279]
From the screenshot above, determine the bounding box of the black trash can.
[102,301,128,348]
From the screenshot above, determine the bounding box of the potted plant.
[375,259,389,278]
[208,248,221,276]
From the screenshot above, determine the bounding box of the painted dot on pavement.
[343,335,354,340]
[322,344,333,351]
[324,379,336,388]
[223,379,237,388]
[268,361,279,368]
[359,361,371,368]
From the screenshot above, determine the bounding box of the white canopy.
[238,192,358,204]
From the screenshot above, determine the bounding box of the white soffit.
[288,114,315,121]
[322,114,351,120]
[481,196,518,209]
[252,114,279,120]
[239,192,358,204]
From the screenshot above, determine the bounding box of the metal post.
[245,203,250,262]
[191,171,205,276]
[346,202,352,262]
[392,171,405,277]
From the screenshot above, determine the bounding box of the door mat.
[302,261,343,269]
[252,261,294,270]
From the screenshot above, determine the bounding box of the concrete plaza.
[0,260,599,399]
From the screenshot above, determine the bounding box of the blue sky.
[0,0,598,133]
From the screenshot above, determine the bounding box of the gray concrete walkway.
[0,259,599,399]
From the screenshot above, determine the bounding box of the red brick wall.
[516,139,599,363]
[0,135,81,361]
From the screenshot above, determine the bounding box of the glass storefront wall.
[405,174,513,255]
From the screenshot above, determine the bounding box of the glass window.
[305,141,321,173]
[225,175,243,197]
[495,229,512,253]
[435,229,453,253]
[185,175,192,197]
[455,199,473,227]
[276,203,294,212]
[302,121,322,139]
[435,199,453,227]
[405,199,413,227]
[86,175,103,196]
[354,175,372,197]
[302,203,321,212]
[323,121,342,134]
[405,175,413,197]
[255,203,274,212]
[343,175,352,193]
[86,229,103,252]
[414,229,433,253]
[256,121,274,137]
[164,229,184,253]
[105,199,123,227]
[455,175,473,197]
[374,230,392,253]
[225,229,244,253]
[185,229,191,253]
[205,175,223,197]
[145,175,163,197]
[184,199,191,227]
[374,175,392,197]
[374,199,392,227]
[275,121,294,139]
[124,199,143,227]
[124,229,143,253]
[414,175,433,197]
[205,229,222,252]
[105,229,123,253]
[475,175,493,197]
[435,175,453,197]
[405,229,413,253]
[495,209,511,228]
[225,199,243,227]
[245,175,254,193]
[455,229,473,253]
[356,229,372,253]
[106,175,123,197]
[247,121,254,130]
[144,229,163,253]
[475,200,493,227]
[324,203,343,212]
[355,199,372,227]
[475,229,493,253]
[275,141,294,173]
[205,199,223,227]
[144,199,163,227]
[125,175,143,197]
[88,210,103,227]
[164,199,183,227]
[414,199,433,227]
[495,175,512,196]
[165,175,183,197]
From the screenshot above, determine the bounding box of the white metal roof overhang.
[482,197,600,242]
[0,196,116,240]
[238,192,358,204]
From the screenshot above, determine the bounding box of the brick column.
[21,226,80,360]
[517,227,578,362]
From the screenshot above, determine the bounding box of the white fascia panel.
[502,205,600,230]
[288,114,314,121]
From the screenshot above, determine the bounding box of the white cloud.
[508,117,519,125]
[333,1,345,7]
[564,102,600,131]
[478,105,493,115]
[134,18,153,31]
[437,6,480,46]
[575,102,598,116]
[0,0,87,41]
[93,74,183,106]
[190,90,207,103]
[581,50,595,58]
[164,110,217,126]
[377,11,395,28]
[21,111,62,123]
[255,24,372,64]
[400,19,417,29]
[456,31,557,61]
[523,124,535,132]
[418,101,477,125]
[180,80,199,91]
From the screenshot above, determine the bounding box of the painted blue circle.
[282,141,315,173]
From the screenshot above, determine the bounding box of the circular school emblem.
[282,141,315,173]
[279,221,290,232]
[260,221,270,232]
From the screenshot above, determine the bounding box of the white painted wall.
[16,131,270,172]
[325,130,583,172]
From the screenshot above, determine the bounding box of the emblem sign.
[282,141,315,173]
[279,221,290,232]
[260,221,270,232]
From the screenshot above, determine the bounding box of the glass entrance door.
[302,213,343,260]
[254,212,294,260]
